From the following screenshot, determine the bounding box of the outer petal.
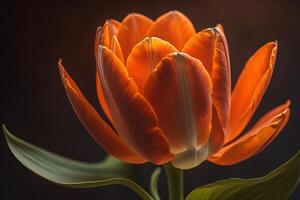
[97,46,173,164]
[94,26,103,62]
[95,25,124,122]
[58,60,146,164]
[227,42,277,143]
[147,11,196,50]
[95,26,112,121]
[96,71,112,121]
[183,27,231,133]
[126,37,178,92]
[209,100,290,166]
[117,13,154,60]
[207,106,225,156]
[144,52,212,169]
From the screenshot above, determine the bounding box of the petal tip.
[57,60,70,88]
[273,41,278,49]
[274,41,278,50]
[170,10,181,14]
[268,41,278,49]
[58,58,64,76]
[216,23,224,32]
[96,26,102,32]
[285,99,291,106]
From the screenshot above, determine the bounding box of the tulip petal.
[117,13,154,60]
[208,106,225,155]
[58,60,146,164]
[95,21,124,65]
[144,53,212,169]
[94,20,121,62]
[97,46,173,165]
[96,71,112,121]
[126,37,178,92]
[228,42,277,143]
[102,20,121,47]
[209,100,290,166]
[183,27,231,133]
[182,28,215,74]
[147,11,196,50]
[95,26,124,122]
[110,35,124,63]
[216,23,224,33]
[94,26,103,62]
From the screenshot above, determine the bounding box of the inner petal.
[101,19,121,48]
[117,13,154,61]
[147,10,196,50]
[126,37,177,92]
[144,52,212,162]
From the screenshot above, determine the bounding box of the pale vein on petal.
[97,46,133,146]
[174,53,197,149]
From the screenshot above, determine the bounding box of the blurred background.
[1,0,299,199]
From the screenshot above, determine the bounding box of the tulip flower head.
[59,11,290,169]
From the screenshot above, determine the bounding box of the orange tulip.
[59,11,290,169]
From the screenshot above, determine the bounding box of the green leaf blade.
[2,125,133,184]
[186,150,300,200]
[2,125,154,200]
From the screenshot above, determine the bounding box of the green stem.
[163,163,184,200]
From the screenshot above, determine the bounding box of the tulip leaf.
[186,150,300,200]
[150,167,162,200]
[2,125,154,200]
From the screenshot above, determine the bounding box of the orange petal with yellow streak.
[126,37,178,92]
[147,11,196,50]
[183,27,231,134]
[209,100,290,166]
[58,60,146,164]
[117,13,154,60]
[97,46,173,165]
[227,42,277,144]
[144,53,212,169]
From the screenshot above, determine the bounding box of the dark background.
[1,0,300,199]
